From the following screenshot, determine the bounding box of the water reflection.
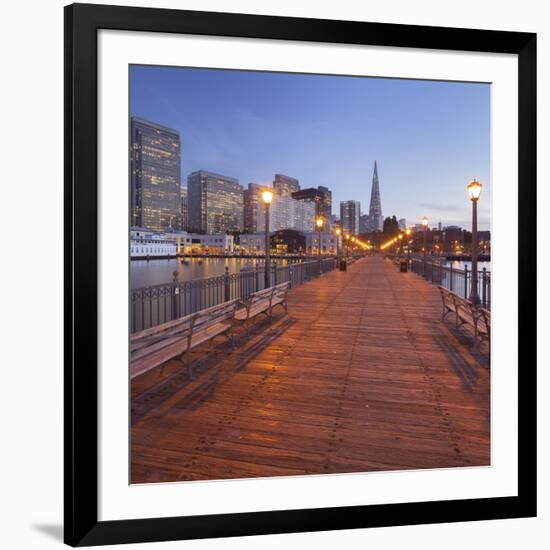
[130,257,291,289]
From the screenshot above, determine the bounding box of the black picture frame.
[64,3,537,546]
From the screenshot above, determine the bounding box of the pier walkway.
[131,255,490,483]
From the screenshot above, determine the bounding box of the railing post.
[482,267,487,306]
[224,266,230,302]
[464,265,469,299]
[273,260,277,285]
[172,270,180,321]
[449,264,453,292]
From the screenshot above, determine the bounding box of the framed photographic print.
[64,3,537,546]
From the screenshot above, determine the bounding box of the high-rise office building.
[367,160,383,232]
[257,193,315,233]
[243,183,264,233]
[130,117,181,232]
[398,218,407,231]
[273,174,300,197]
[340,200,361,235]
[292,198,316,232]
[245,183,315,233]
[187,170,243,234]
[180,186,188,231]
[359,214,371,234]
[291,186,332,219]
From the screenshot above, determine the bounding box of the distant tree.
[383,215,400,236]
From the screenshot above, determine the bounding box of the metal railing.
[131,257,337,332]
[405,257,491,309]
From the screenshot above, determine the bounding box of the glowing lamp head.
[406,228,411,236]
[421,216,429,227]
[345,234,350,240]
[467,179,482,201]
[261,190,273,205]
[335,228,341,235]
[316,217,324,229]
[398,234,403,240]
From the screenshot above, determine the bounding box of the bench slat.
[130,299,238,378]
[438,285,491,348]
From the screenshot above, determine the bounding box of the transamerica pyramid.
[368,160,383,231]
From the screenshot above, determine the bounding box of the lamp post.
[262,190,273,288]
[316,217,324,272]
[345,234,350,257]
[398,233,403,256]
[421,216,428,275]
[335,228,341,259]
[467,179,482,304]
[406,228,412,264]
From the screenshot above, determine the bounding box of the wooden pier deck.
[131,255,490,483]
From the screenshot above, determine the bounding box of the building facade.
[180,186,188,231]
[340,200,361,235]
[164,231,234,254]
[239,233,268,253]
[359,214,370,234]
[271,229,306,254]
[187,170,243,234]
[305,232,341,255]
[130,117,182,232]
[243,183,265,234]
[130,228,177,258]
[245,185,316,233]
[291,186,332,219]
[262,193,315,233]
[273,173,300,197]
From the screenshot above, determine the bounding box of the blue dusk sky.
[130,65,491,230]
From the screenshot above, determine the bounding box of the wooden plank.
[131,255,490,483]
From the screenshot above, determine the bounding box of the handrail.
[386,254,491,310]
[131,257,338,332]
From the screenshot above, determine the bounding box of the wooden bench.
[438,286,490,349]
[234,281,290,337]
[477,307,491,348]
[130,299,239,379]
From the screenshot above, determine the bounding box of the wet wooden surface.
[131,255,490,483]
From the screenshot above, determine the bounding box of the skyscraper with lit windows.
[187,170,244,234]
[273,173,300,197]
[130,117,181,232]
[340,200,361,235]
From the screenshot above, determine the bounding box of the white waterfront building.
[305,232,341,255]
[130,228,177,258]
[239,233,268,253]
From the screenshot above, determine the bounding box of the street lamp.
[262,190,273,288]
[421,216,428,276]
[405,228,412,263]
[316,217,324,272]
[467,178,482,304]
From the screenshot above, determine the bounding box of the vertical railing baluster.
[482,267,487,306]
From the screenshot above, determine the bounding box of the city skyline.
[130,65,490,230]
